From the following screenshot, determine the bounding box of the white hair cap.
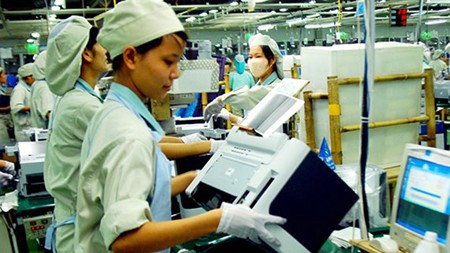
[46,16,91,96]
[18,63,34,78]
[235,54,245,63]
[249,33,284,79]
[32,50,47,80]
[98,0,185,60]
[432,49,444,60]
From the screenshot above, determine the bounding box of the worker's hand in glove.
[3,161,16,177]
[203,97,225,122]
[217,108,231,121]
[0,171,13,186]
[181,133,208,143]
[217,202,286,246]
[209,139,225,153]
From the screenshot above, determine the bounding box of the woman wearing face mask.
[204,34,284,124]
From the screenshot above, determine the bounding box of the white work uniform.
[30,80,55,129]
[429,59,448,80]
[44,78,103,253]
[223,71,281,115]
[10,81,32,141]
[75,83,171,253]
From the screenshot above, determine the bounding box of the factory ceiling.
[0,0,449,43]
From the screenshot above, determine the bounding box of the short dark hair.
[86,27,99,50]
[112,31,188,71]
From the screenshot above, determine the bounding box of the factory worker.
[229,54,255,117]
[10,63,34,141]
[43,16,109,253]
[0,159,15,186]
[75,0,286,252]
[204,33,284,123]
[429,49,448,80]
[0,67,11,144]
[30,51,55,129]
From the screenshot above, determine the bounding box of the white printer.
[186,127,358,253]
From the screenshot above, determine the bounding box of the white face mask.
[248,58,269,78]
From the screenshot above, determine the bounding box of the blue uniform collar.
[260,71,278,86]
[75,78,103,102]
[106,83,165,137]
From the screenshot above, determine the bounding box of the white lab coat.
[429,59,448,80]
[75,100,157,253]
[10,81,31,141]
[30,80,55,129]
[222,71,281,111]
[44,88,102,252]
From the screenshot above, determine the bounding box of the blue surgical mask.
[235,61,245,74]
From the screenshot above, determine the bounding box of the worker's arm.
[111,209,222,253]
[159,141,211,160]
[0,105,10,111]
[171,170,197,196]
[19,106,31,112]
[160,136,184,143]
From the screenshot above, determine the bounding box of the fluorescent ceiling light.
[279,8,288,12]
[186,16,196,22]
[425,19,447,25]
[411,11,427,16]
[258,24,275,31]
[305,22,341,29]
[306,13,320,19]
[286,17,304,26]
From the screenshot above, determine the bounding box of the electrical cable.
[358,0,375,241]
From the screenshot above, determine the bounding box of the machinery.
[434,79,450,104]
[18,142,47,197]
[186,127,358,253]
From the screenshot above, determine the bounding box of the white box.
[300,42,423,167]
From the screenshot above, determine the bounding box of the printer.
[18,141,47,197]
[186,127,358,253]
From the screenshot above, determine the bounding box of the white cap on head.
[432,49,444,60]
[32,50,47,80]
[98,0,185,60]
[235,54,245,63]
[46,16,91,96]
[18,63,34,78]
[249,33,284,79]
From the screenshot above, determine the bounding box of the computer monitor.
[390,144,450,253]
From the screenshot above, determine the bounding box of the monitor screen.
[396,156,450,244]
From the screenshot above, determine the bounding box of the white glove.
[217,202,286,246]
[203,97,225,122]
[209,139,225,153]
[181,133,207,143]
[217,108,231,121]
[3,161,16,177]
[0,171,13,186]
